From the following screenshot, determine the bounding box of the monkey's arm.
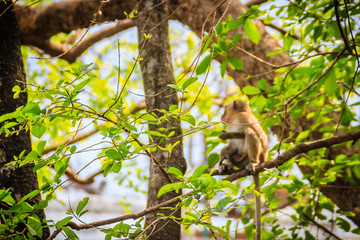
[218,130,245,140]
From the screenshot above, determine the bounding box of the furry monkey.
[219,100,268,240]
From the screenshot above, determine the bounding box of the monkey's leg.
[219,143,239,174]
[253,173,261,240]
[244,128,261,174]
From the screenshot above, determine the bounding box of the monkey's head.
[221,100,250,124]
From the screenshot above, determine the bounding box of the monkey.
[218,100,268,240]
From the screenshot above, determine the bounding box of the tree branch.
[225,128,360,182]
[47,193,189,239]
[33,19,135,63]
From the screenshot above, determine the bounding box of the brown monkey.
[219,100,268,240]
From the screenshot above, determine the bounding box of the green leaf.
[32,123,46,138]
[112,161,122,173]
[63,226,79,239]
[141,113,157,121]
[19,189,41,203]
[336,217,351,232]
[182,77,198,90]
[4,122,18,129]
[105,149,122,160]
[76,197,89,216]
[56,217,73,229]
[242,86,261,95]
[244,19,261,44]
[124,124,137,132]
[27,215,43,237]
[22,102,41,115]
[201,36,212,55]
[283,37,294,52]
[157,182,189,197]
[296,130,310,142]
[79,63,93,72]
[12,85,21,99]
[257,78,267,90]
[145,130,166,137]
[0,112,16,123]
[352,166,360,179]
[208,153,219,168]
[167,84,182,92]
[341,106,355,126]
[313,25,322,43]
[168,167,183,177]
[181,114,196,126]
[101,161,113,177]
[269,198,280,210]
[196,55,212,75]
[215,196,232,212]
[324,68,337,95]
[228,20,241,30]
[73,79,91,95]
[232,33,242,45]
[227,56,243,70]
[70,145,77,154]
[220,59,227,78]
[25,223,38,236]
[33,159,52,172]
[37,141,47,156]
[191,165,208,180]
[216,23,223,35]
[327,22,341,39]
[304,231,316,240]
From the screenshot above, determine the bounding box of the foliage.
[1,0,360,239]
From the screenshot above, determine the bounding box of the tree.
[1,0,360,239]
[136,1,186,239]
[0,1,49,238]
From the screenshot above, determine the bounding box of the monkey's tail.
[253,173,261,240]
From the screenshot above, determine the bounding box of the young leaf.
[182,77,198,90]
[168,167,184,177]
[215,196,232,212]
[0,112,16,123]
[73,79,91,95]
[228,20,241,30]
[37,141,47,156]
[208,153,219,168]
[227,56,243,70]
[283,37,294,52]
[105,149,122,160]
[191,165,208,180]
[196,55,212,75]
[257,78,267,90]
[220,59,227,78]
[12,85,21,99]
[32,124,46,139]
[76,197,89,216]
[244,19,261,44]
[157,182,189,197]
[63,226,79,239]
[242,86,261,95]
[55,216,73,229]
[167,84,182,92]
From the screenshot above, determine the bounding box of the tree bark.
[0,1,49,238]
[136,1,186,239]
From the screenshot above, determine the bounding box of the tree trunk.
[0,1,49,238]
[136,1,187,239]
